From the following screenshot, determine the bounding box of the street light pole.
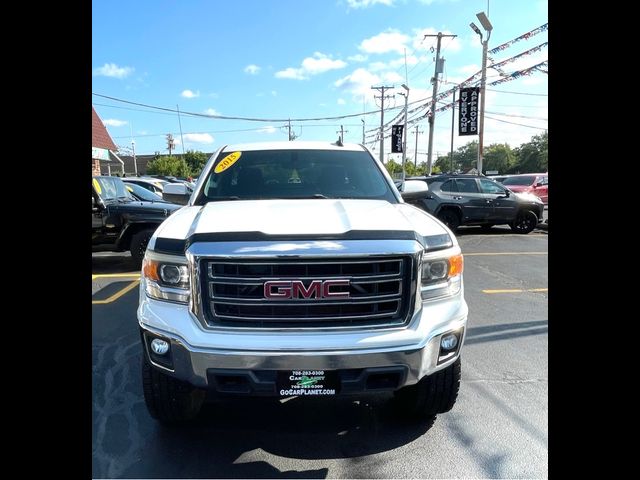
[475,11,492,175]
[400,84,409,183]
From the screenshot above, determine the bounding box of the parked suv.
[409,174,544,234]
[501,173,548,204]
[92,176,181,265]
[138,141,467,424]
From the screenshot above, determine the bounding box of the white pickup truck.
[138,141,467,423]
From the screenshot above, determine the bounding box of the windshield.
[125,182,164,202]
[93,176,130,201]
[502,175,536,186]
[194,149,396,205]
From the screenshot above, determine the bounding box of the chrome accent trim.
[145,280,190,304]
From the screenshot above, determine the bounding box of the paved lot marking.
[92,280,140,304]
[92,273,141,280]
[482,288,548,294]
[465,252,547,256]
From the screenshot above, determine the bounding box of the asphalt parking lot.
[92,225,547,479]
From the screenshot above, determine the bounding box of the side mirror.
[92,197,100,211]
[535,182,543,187]
[163,182,190,205]
[399,180,429,201]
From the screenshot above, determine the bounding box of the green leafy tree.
[146,155,191,177]
[434,155,454,173]
[483,143,515,174]
[183,150,209,177]
[384,159,402,176]
[511,131,548,173]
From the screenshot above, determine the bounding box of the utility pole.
[414,125,424,168]
[450,87,456,173]
[424,32,456,175]
[361,119,365,144]
[166,133,175,156]
[371,85,394,163]
[176,104,186,155]
[130,123,137,175]
[288,119,292,141]
[337,125,348,143]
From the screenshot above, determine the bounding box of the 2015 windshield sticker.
[92,178,102,194]
[214,151,242,173]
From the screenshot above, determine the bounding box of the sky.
[92,0,548,164]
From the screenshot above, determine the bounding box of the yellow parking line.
[92,273,141,280]
[92,280,140,305]
[483,288,548,294]
[465,252,547,256]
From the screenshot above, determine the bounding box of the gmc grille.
[200,257,414,329]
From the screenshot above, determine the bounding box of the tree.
[483,143,515,174]
[146,155,191,177]
[511,131,548,173]
[184,150,209,177]
[384,159,402,176]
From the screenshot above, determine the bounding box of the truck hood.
[154,199,451,241]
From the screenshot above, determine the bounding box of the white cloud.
[275,52,347,80]
[458,64,479,75]
[334,68,381,98]
[359,31,409,55]
[347,0,394,8]
[382,71,403,83]
[204,108,220,116]
[244,64,261,75]
[92,63,134,79]
[181,89,200,98]
[413,28,462,53]
[103,119,127,127]
[258,126,277,134]
[271,90,277,96]
[337,98,346,105]
[184,133,214,144]
[348,54,368,62]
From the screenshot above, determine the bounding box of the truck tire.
[394,357,461,419]
[142,356,205,424]
[130,228,155,266]
[509,210,537,234]
[437,209,460,231]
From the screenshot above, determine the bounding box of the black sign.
[458,87,480,136]
[391,125,404,153]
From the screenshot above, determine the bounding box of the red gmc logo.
[263,280,350,300]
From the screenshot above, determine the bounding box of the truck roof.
[220,141,366,153]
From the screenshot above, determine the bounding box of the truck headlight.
[142,253,190,304]
[420,250,463,300]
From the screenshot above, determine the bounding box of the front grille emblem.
[264,280,350,300]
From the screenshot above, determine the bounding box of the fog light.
[150,338,170,355]
[441,333,458,350]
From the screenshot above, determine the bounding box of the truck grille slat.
[200,257,413,329]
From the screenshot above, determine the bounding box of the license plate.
[276,370,340,396]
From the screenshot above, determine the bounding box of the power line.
[485,88,547,96]
[484,115,547,129]
[93,92,382,123]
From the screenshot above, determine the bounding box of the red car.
[501,173,548,204]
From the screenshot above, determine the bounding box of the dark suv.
[408,174,544,234]
[92,176,182,265]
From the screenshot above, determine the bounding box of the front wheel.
[509,210,538,234]
[130,228,155,266]
[437,209,461,231]
[394,357,461,420]
[142,356,205,424]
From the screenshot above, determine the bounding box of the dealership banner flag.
[391,125,404,153]
[458,87,480,136]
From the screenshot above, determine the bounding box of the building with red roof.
[92,106,118,176]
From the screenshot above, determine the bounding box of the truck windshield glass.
[95,176,130,201]
[195,149,396,204]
